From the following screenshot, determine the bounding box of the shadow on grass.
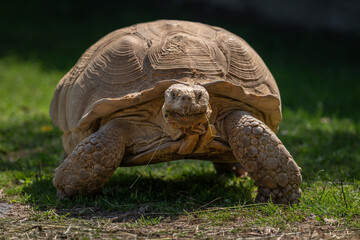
[0,116,253,217]
[22,169,254,220]
[0,111,356,216]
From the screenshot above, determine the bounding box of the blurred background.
[1,0,359,116]
[1,0,360,182]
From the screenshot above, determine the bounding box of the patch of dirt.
[0,203,11,217]
[0,203,359,239]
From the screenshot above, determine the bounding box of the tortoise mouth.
[165,111,206,122]
[163,110,211,135]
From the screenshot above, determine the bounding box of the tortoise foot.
[256,187,302,204]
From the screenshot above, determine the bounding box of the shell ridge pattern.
[224,37,276,95]
[228,40,261,81]
[67,29,129,86]
[82,34,147,96]
[147,34,226,77]
[50,20,281,142]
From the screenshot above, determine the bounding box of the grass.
[1,1,360,239]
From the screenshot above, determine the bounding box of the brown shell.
[50,20,281,143]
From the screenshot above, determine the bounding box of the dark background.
[1,0,360,117]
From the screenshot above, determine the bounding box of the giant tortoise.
[50,20,302,203]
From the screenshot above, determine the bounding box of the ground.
[1,202,359,239]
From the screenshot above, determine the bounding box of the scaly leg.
[225,111,302,204]
[53,119,128,199]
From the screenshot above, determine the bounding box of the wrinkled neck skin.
[162,83,212,136]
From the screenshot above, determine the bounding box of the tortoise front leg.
[53,119,128,199]
[225,111,302,204]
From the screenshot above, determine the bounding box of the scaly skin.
[225,111,302,204]
[53,119,127,199]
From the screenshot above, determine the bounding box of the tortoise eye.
[171,92,176,99]
[197,92,202,101]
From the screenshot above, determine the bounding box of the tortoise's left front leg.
[225,111,302,204]
[53,119,128,199]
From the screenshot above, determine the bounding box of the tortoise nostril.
[197,92,202,102]
[181,95,192,102]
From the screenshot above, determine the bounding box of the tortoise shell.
[50,20,281,153]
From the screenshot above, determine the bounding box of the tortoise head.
[162,83,212,135]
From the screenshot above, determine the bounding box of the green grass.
[0,1,360,238]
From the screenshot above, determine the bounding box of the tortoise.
[50,20,302,203]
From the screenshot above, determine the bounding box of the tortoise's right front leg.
[53,119,128,199]
[225,111,302,204]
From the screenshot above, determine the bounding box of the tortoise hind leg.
[213,162,248,178]
[53,119,128,199]
[225,111,302,204]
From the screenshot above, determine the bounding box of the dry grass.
[1,202,359,239]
